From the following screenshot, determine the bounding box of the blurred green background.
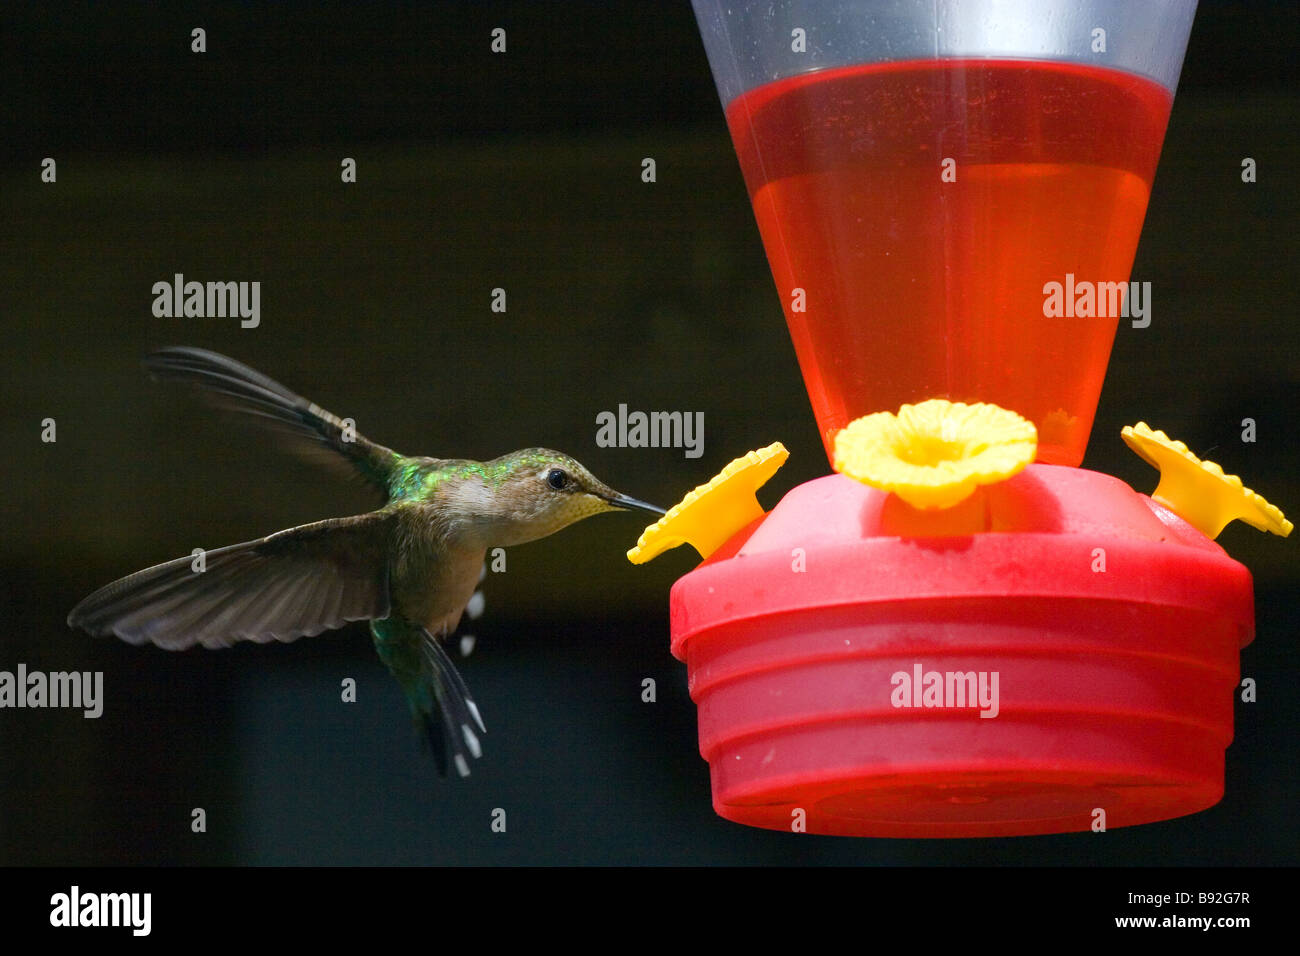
[1,1,1296,864]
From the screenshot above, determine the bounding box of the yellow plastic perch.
[1122,422,1291,540]
[627,442,789,563]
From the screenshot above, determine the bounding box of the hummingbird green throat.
[67,347,664,776]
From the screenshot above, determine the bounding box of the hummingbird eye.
[546,468,570,491]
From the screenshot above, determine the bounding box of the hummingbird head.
[455,448,665,546]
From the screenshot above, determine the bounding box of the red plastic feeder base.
[669,466,1254,838]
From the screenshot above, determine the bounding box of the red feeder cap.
[669,465,1254,837]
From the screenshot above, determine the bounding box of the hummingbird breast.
[389,506,486,637]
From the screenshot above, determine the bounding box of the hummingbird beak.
[604,492,667,517]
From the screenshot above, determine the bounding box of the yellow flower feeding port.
[833,400,1038,509]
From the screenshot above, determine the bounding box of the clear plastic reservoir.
[693,0,1197,466]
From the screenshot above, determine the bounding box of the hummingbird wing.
[143,346,400,496]
[67,512,396,649]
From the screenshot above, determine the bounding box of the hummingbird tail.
[372,618,485,778]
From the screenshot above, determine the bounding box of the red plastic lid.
[669,465,1254,837]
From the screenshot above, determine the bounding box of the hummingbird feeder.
[629,0,1290,837]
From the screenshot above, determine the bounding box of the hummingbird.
[67,347,664,777]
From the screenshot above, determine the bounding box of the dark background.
[1,1,1296,864]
